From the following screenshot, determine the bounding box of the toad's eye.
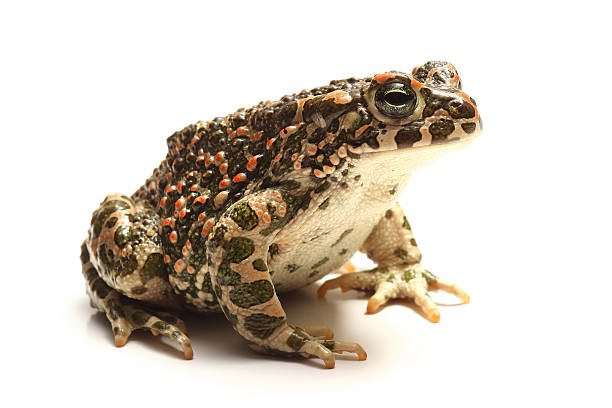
[374,82,417,117]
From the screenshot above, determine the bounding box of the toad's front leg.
[318,203,469,322]
[207,189,366,369]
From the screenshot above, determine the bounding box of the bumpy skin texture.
[82,61,481,368]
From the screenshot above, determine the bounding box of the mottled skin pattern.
[81,61,482,368]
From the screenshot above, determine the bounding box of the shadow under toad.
[85,278,463,367]
[85,281,371,368]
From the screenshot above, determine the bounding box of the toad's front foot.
[317,263,469,323]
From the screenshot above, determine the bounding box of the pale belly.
[268,184,397,292]
[267,148,419,292]
[268,215,377,292]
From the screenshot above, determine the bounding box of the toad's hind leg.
[81,194,192,358]
[208,189,366,369]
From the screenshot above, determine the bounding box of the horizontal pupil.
[384,90,410,106]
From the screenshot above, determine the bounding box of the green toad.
[81,61,482,368]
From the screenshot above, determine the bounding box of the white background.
[1,1,610,406]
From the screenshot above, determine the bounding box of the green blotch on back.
[224,237,255,263]
[244,313,285,339]
[229,280,275,308]
[286,327,309,351]
[83,267,98,284]
[98,244,113,269]
[91,200,132,239]
[385,209,394,218]
[229,201,258,231]
[91,216,103,239]
[114,226,131,247]
[80,243,90,264]
[118,254,138,277]
[104,216,118,229]
[303,96,349,129]
[91,278,111,299]
[140,253,165,283]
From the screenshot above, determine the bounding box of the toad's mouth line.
[357,135,478,174]
[361,134,477,158]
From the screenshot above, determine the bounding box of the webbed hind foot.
[114,301,193,359]
[83,265,193,359]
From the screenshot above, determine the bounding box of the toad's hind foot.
[317,263,469,323]
[250,325,367,369]
[103,296,192,359]
[84,269,193,359]
[301,337,367,369]
[101,295,193,359]
[303,325,334,340]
